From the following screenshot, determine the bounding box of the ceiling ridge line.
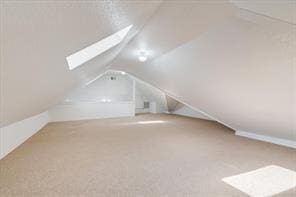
[239,7,296,26]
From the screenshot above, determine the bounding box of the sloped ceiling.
[0,1,162,126]
[230,0,296,24]
[111,1,296,140]
[111,0,237,68]
[1,0,295,142]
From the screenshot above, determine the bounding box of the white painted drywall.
[0,112,49,159]
[49,102,134,122]
[236,130,296,149]
[1,1,162,127]
[67,72,133,103]
[135,78,168,114]
[172,104,212,121]
[49,71,135,122]
[114,15,296,141]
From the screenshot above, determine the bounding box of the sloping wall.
[112,2,296,142]
[165,95,211,120]
[172,103,212,121]
[0,1,162,127]
[1,1,295,149]
[0,112,49,159]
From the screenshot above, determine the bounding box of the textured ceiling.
[1,0,295,143]
[110,0,237,68]
[111,0,296,140]
[230,0,296,24]
[0,1,162,126]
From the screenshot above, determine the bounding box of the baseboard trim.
[236,130,296,149]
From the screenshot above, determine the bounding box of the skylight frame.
[66,25,133,70]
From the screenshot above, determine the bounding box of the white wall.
[49,102,134,122]
[0,70,137,159]
[0,101,135,160]
[114,16,296,142]
[135,78,168,114]
[0,112,49,159]
[68,72,133,103]
[1,1,162,127]
[172,104,212,121]
[49,71,136,122]
[1,71,137,159]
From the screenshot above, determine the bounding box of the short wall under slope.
[172,103,212,121]
[0,112,49,159]
[49,102,135,122]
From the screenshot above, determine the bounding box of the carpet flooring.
[0,114,295,196]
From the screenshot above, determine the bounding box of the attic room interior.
[0,0,295,196]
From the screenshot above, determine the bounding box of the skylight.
[66,25,133,70]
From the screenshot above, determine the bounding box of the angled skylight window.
[66,25,133,70]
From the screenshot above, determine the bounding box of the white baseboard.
[0,112,49,159]
[236,130,296,149]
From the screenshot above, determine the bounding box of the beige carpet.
[0,114,295,197]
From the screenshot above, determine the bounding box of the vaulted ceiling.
[0,1,162,126]
[111,0,296,141]
[1,0,295,141]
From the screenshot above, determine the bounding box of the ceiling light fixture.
[138,51,148,62]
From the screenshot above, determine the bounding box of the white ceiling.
[230,0,296,24]
[111,1,296,140]
[0,1,162,126]
[1,0,295,141]
[110,1,237,68]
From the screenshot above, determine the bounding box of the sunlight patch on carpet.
[222,165,296,197]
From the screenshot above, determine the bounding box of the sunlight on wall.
[222,165,296,197]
